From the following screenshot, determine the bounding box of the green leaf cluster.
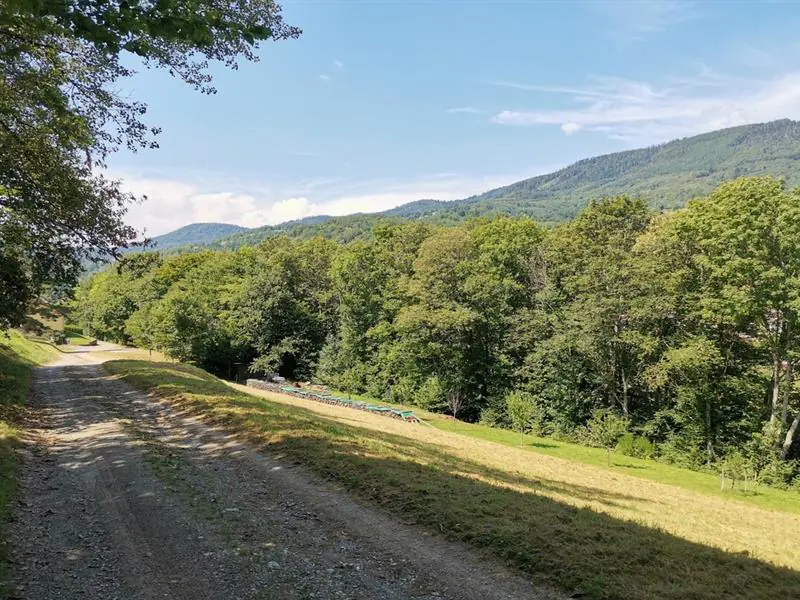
[0,1,299,327]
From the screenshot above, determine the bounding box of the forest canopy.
[74,176,800,489]
[0,0,299,328]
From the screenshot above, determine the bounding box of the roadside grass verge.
[106,359,800,600]
[65,333,94,346]
[63,324,82,336]
[63,324,95,346]
[0,331,57,591]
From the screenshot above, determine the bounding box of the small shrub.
[721,451,757,491]
[479,406,506,427]
[504,390,550,437]
[549,422,579,442]
[582,409,628,465]
[615,434,636,456]
[582,409,627,447]
[417,376,446,411]
[634,436,656,459]
[655,437,707,470]
[616,433,656,460]
[755,457,798,488]
[49,331,67,345]
[505,391,535,434]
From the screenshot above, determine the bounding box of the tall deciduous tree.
[688,179,800,429]
[543,197,652,418]
[235,237,338,380]
[0,0,299,328]
[640,177,800,462]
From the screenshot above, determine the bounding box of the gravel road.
[7,344,559,600]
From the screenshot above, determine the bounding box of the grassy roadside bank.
[297,387,800,514]
[0,331,57,589]
[106,358,800,600]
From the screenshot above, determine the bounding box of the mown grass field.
[432,418,800,513]
[0,331,57,590]
[319,387,800,514]
[105,358,800,600]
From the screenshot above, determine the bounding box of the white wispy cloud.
[560,123,582,135]
[319,60,343,82]
[492,78,665,102]
[446,106,485,114]
[596,1,702,43]
[490,70,800,144]
[116,169,555,237]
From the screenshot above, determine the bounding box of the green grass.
[106,359,800,600]
[63,324,82,336]
[0,331,57,592]
[65,333,94,345]
[63,324,95,346]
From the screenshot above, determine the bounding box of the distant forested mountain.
[212,215,337,248]
[210,214,408,248]
[82,222,250,273]
[158,119,800,249]
[436,118,800,224]
[145,223,248,251]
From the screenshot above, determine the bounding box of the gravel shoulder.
[7,344,559,600]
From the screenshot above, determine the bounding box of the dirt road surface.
[8,343,559,600]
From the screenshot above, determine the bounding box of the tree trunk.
[620,366,629,419]
[780,411,800,461]
[770,355,781,425]
[705,397,715,465]
[448,390,463,420]
[781,361,792,427]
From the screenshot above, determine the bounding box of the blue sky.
[115,0,800,235]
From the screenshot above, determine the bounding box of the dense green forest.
[75,176,800,489]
